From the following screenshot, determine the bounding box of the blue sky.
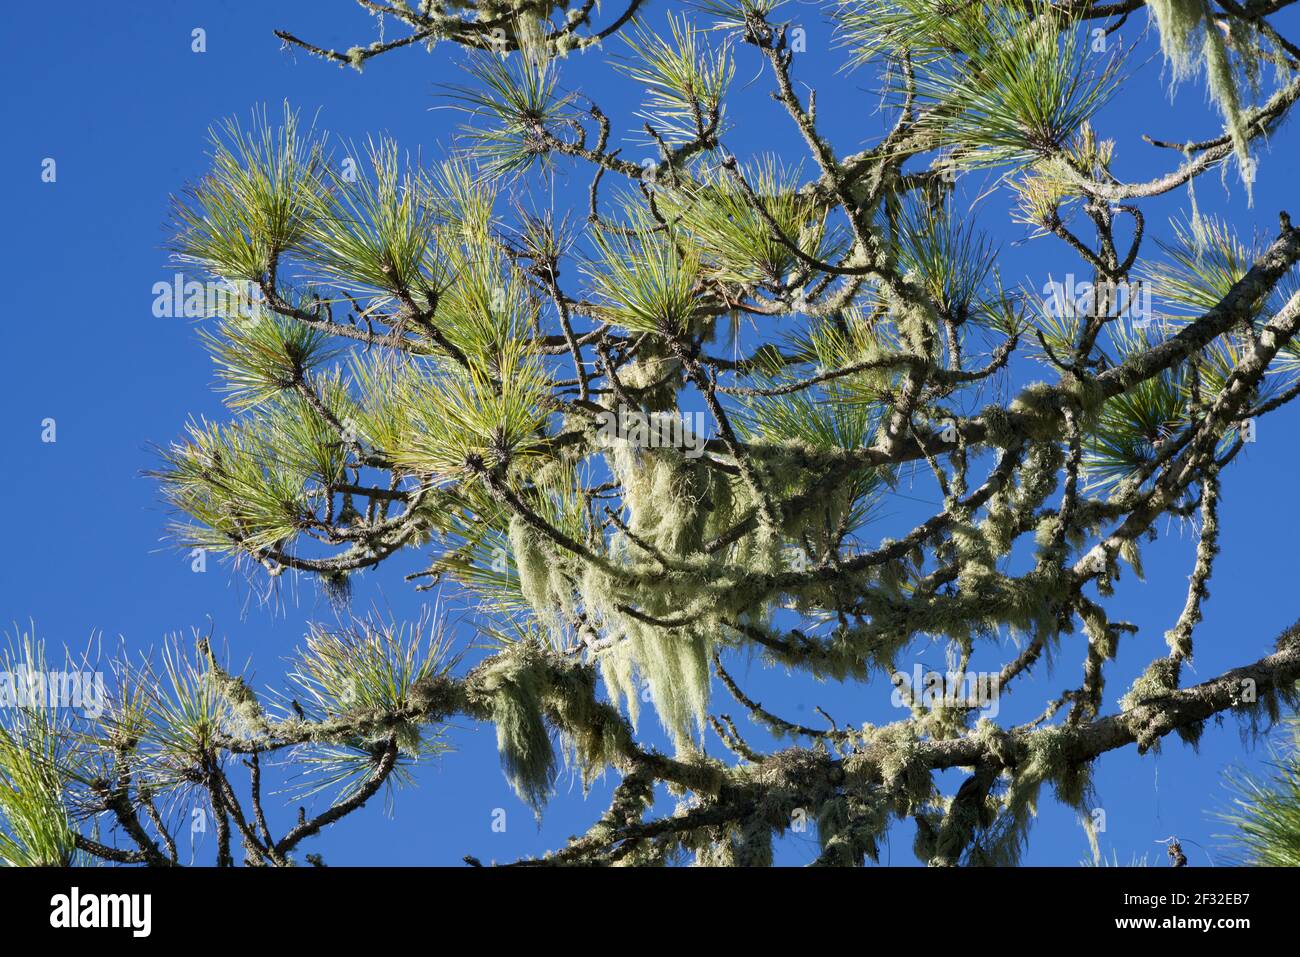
[2,0,1298,866]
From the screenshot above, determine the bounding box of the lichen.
[1121,655,1181,712]
[473,644,557,813]
[1147,0,1255,192]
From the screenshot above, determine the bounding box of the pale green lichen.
[1121,655,1181,713]
[1147,0,1256,191]
[473,644,557,813]
[816,791,886,865]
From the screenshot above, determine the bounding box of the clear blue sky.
[2,0,1298,866]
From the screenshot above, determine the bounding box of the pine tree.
[6,0,1300,866]
[1221,716,1300,865]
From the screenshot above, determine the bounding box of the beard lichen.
[1147,0,1256,187]
[518,431,852,752]
[816,790,887,865]
[473,642,558,813]
[1121,655,1182,713]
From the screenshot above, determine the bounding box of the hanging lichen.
[816,791,886,865]
[472,644,558,813]
[1147,0,1255,188]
